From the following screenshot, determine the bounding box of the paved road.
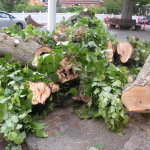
[107,25,150,42]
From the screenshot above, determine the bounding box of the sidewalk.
[26,108,150,150]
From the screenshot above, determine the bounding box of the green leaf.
[14,136,23,145]
[103,86,111,92]
[70,88,77,95]
[4,89,13,95]
[11,115,19,123]
[117,133,125,137]
[16,124,23,130]
[8,132,17,141]
[95,144,104,149]
[30,121,44,130]
[14,76,23,82]
[5,53,12,60]
[112,80,122,87]
[34,130,48,138]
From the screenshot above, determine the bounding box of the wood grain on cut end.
[107,40,115,62]
[34,46,52,67]
[28,82,51,105]
[121,85,150,113]
[117,42,133,63]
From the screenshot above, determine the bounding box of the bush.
[65,6,85,12]
[97,7,107,14]
[13,4,29,12]
[24,4,45,12]
[56,8,67,13]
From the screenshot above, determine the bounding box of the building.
[60,0,105,8]
[29,0,47,6]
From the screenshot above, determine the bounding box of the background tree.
[0,0,28,12]
[103,0,123,14]
[122,0,150,19]
[56,0,61,8]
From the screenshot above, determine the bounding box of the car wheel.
[16,23,23,30]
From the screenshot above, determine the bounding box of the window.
[89,4,95,7]
[81,4,84,6]
[71,4,74,6]
[62,4,66,8]
[0,12,10,18]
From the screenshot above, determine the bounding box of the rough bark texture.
[122,54,150,113]
[117,42,133,63]
[121,0,133,20]
[0,32,51,69]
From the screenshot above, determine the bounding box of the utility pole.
[47,0,56,32]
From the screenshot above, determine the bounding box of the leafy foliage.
[65,6,85,12]
[3,24,56,49]
[1,8,150,149]
[0,54,51,147]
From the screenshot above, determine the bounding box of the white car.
[0,11,27,29]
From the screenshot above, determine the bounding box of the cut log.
[56,55,78,83]
[121,54,150,113]
[107,40,115,63]
[0,32,51,69]
[25,15,44,27]
[28,82,59,105]
[34,46,52,67]
[117,42,133,63]
[127,35,139,41]
[28,82,51,105]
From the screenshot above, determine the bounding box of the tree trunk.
[121,0,133,20]
[121,53,150,113]
[0,32,51,69]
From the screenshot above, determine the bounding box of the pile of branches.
[1,8,150,148]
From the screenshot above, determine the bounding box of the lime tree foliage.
[1,9,150,148]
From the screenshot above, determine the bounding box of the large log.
[121,53,150,113]
[0,32,51,69]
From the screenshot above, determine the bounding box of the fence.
[10,12,144,24]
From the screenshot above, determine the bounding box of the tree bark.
[121,53,150,113]
[121,0,133,20]
[0,32,51,69]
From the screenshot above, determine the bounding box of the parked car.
[139,16,150,25]
[0,11,26,30]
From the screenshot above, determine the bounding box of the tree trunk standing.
[121,0,133,20]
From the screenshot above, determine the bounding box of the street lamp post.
[47,0,56,32]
